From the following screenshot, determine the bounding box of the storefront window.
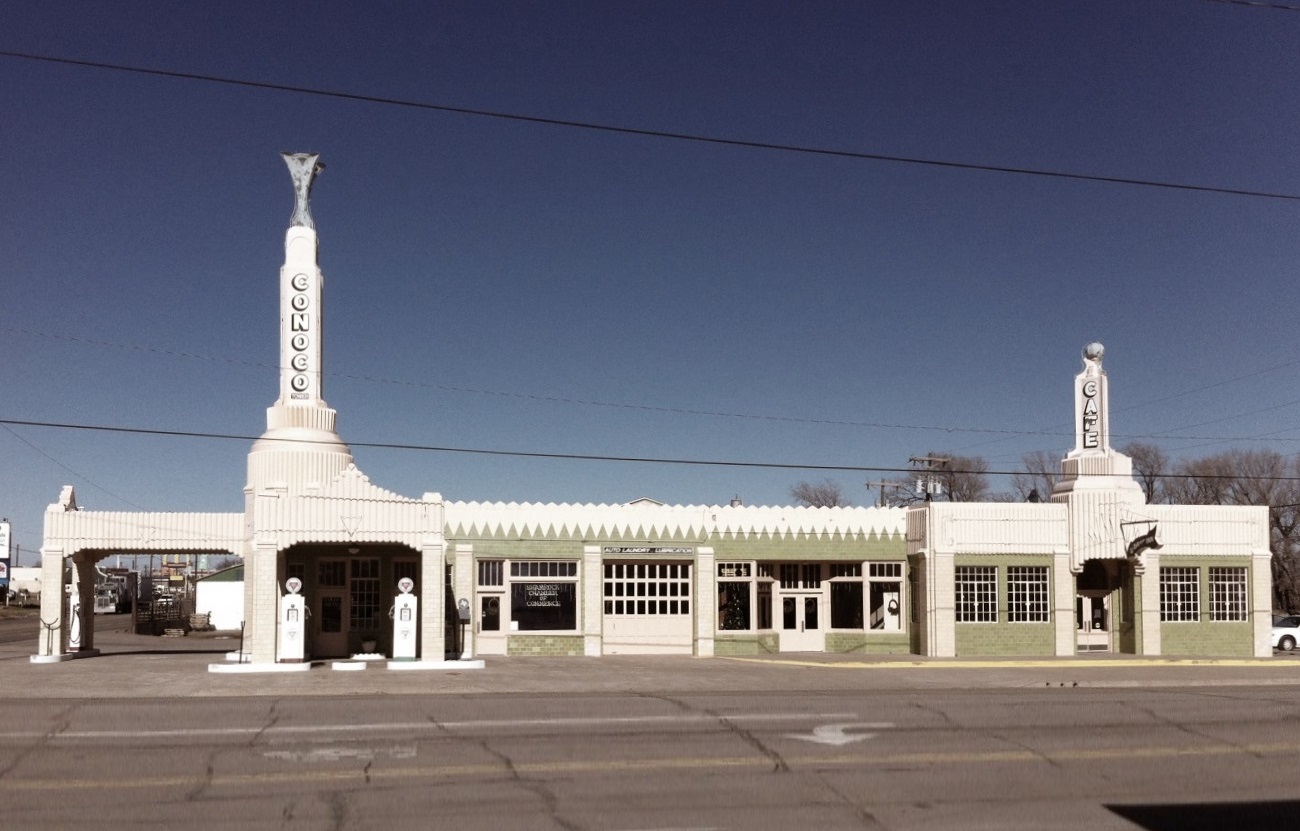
[506,560,579,631]
[831,581,864,628]
[718,581,751,630]
[716,562,774,631]
[510,581,577,630]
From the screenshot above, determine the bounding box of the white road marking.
[786,722,894,746]
[0,712,860,741]
[263,745,417,763]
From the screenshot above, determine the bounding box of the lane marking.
[4,741,1300,792]
[264,745,417,763]
[0,712,859,741]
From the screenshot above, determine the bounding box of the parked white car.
[1273,615,1300,651]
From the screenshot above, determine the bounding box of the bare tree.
[1271,456,1300,612]
[1010,450,1060,501]
[1120,442,1169,504]
[1157,448,1300,610]
[1164,454,1234,505]
[790,479,849,508]
[938,454,991,502]
[885,453,992,503]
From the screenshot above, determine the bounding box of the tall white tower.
[246,153,353,494]
[1052,343,1144,571]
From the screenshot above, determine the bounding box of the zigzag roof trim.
[444,501,906,540]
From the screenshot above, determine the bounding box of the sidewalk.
[4,616,1300,699]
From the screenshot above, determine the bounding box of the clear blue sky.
[2,1,1298,561]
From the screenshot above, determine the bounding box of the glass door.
[1076,594,1111,652]
[780,592,824,652]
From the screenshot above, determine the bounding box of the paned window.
[1007,566,1050,623]
[349,558,380,630]
[829,562,862,629]
[717,562,772,631]
[955,565,997,623]
[318,560,346,587]
[869,562,903,579]
[778,563,822,589]
[1208,567,1247,622]
[511,561,577,578]
[603,561,691,616]
[478,560,503,587]
[393,559,419,593]
[1160,567,1200,622]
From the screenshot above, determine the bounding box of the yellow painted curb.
[721,656,1296,669]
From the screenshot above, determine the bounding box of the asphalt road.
[3,615,1300,830]
[2,680,1299,828]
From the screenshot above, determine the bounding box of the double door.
[1076,594,1111,652]
[780,592,824,652]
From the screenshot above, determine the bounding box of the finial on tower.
[1084,342,1104,366]
[282,152,324,230]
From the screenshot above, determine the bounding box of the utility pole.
[864,480,899,508]
[908,456,950,502]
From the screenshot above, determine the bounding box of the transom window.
[1160,567,1200,622]
[478,560,503,587]
[318,560,346,587]
[511,561,577,578]
[869,562,902,579]
[955,566,998,623]
[779,563,823,589]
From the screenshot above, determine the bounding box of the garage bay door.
[602,561,693,654]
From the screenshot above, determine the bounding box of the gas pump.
[390,576,418,662]
[278,576,307,663]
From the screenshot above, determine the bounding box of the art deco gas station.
[32,154,1273,671]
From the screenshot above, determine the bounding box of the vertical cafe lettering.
[1081,379,1099,449]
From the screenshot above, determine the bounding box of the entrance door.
[1076,594,1111,652]
[476,594,507,655]
[780,592,824,652]
[316,588,347,658]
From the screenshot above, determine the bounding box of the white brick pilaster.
[244,542,280,663]
[419,542,445,661]
[929,550,955,657]
[1053,552,1075,656]
[1252,547,1273,658]
[454,544,474,658]
[1140,552,1161,656]
[583,546,602,656]
[695,547,715,656]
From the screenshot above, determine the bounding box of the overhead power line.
[3,50,1299,202]
[1204,0,1300,11]
[6,325,1300,444]
[5,417,1300,481]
